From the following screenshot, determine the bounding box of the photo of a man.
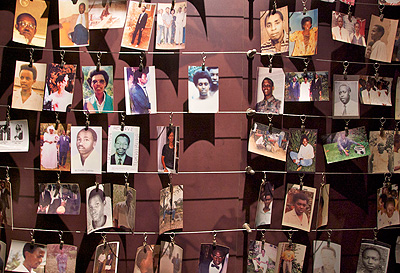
[255,68,285,114]
[247,240,277,273]
[313,241,341,273]
[331,13,351,43]
[188,66,219,113]
[260,6,289,54]
[45,244,77,273]
[5,240,47,273]
[113,184,136,231]
[333,81,359,118]
[368,131,393,173]
[133,245,160,273]
[356,240,390,273]
[159,185,183,235]
[255,181,274,227]
[275,242,306,273]
[93,241,119,273]
[198,244,229,273]
[86,184,113,234]
[111,134,132,165]
[286,129,317,172]
[159,241,183,273]
[59,0,89,47]
[88,0,127,29]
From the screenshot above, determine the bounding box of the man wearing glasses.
[14,13,40,46]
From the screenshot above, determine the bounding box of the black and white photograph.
[255,181,274,227]
[92,241,119,273]
[247,240,277,273]
[359,75,393,106]
[59,0,89,47]
[274,242,306,273]
[157,126,179,173]
[198,244,229,273]
[331,11,367,46]
[113,184,136,231]
[260,6,289,55]
[45,244,77,273]
[88,0,127,29]
[86,184,113,234]
[188,66,219,113]
[377,185,399,229]
[333,80,359,118]
[159,241,183,273]
[286,129,317,172]
[5,240,47,273]
[356,239,390,273]
[313,240,341,273]
[288,9,318,56]
[133,245,160,273]
[284,71,329,102]
[0,119,29,152]
[368,131,394,173]
[255,68,285,114]
[38,183,80,215]
[159,185,183,234]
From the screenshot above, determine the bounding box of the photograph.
[356,239,390,273]
[0,119,29,152]
[255,181,274,227]
[322,127,370,164]
[260,6,289,55]
[379,0,400,5]
[82,66,114,113]
[45,244,77,273]
[395,78,400,120]
[288,9,318,56]
[43,63,76,112]
[369,131,394,173]
[199,244,229,273]
[124,66,157,115]
[255,68,285,114]
[121,1,157,51]
[159,185,183,234]
[159,241,183,273]
[333,80,359,118]
[392,26,400,61]
[284,71,329,102]
[86,184,113,234]
[316,184,329,229]
[0,179,12,226]
[377,185,399,229]
[37,183,80,215]
[133,245,160,273]
[331,11,366,46]
[13,0,48,47]
[0,241,5,273]
[71,126,102,174]
[313,240,341,273]
[359,75,393,106]
[340,0,355,4]
[157,126,180,173]
[286,129,317,172]
[282,183,316,232]
[113,184,136,231]
[188,66,219,113]
[395,133,400,173]
[88,0,127,29]
[156,2,187,50]
[247,240,277,273]
[59,0,89,47]
[396,236,400,264]
[107,125,140,173]
[5,240,47,273]
[93,241,119,273]
[365,15,399,63]
[274,242,306,273]
[12,60,46,112]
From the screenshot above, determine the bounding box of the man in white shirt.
[283,192,310,230]
[14,13,44,46]
[332,15,351,43]
[72,128,100,172]
[14,243,45,273]
[68,3,89,45]
[334,83,358,117]
[366,24,388,62]
[289,135,314,171]
[12,64,43,111]
[113,189,135,230]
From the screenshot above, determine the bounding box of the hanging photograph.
[340,0,355,5]
[0,241,5,273]
[156,2,187,50]
[286,128,317,172]
[5,240,47,273]
[13,0,48,47]
[395,78,400,120]
[0,179,12,226]
[0,119,29,152]
[255,67,285,114]
[396,236,400,263]
[392,26,400,61]
[157,126,180,173]
[38,183,80,215]
[159,185,183,234]
[331,11,366,46]
[379,0,400,5]
[274,242,306,273]
[395,132,400,173]
[260,6,289,55]
[121,1,157,51]
[58,0,89,47]
[313,240,341,273]
[247,240,277,273]
[124,66,157,115]
[198,244,229,273]
[377,185,399,229]
[12,60,46,112]
[359,75,393,106]
[86,184,113,234]
[255,181,274,227]
[316,184,329,229]
[107,125,140,173]
[93,241,119,273]
[113,184,136,231]
[356,239,390,273]
[133,244,160,273]
[159,241,183,273]
[368,131,394,173]
[333,80,359,118]
[188,66,219,113]
[284,71,329,102]
[288,9,318,56]
[45,244,77,273]
[88,0,127,29]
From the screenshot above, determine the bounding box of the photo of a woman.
[41,125,59,169]
[289,10,318,56]
[157,126,179,173]
[47,74,73,111]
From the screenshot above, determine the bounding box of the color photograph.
[58,0,89,47]
[313,241,341,273]
[247,240,277,273]
[88,0,127,29]
[332,11,366,46]
[0,179,12,226]
[260,6,289,55]
[284,71,329,102]
[198,244,229,273]
[113,184,136,231]
[45,244,77,273]
[5,240,47,273]
[274,242,306,273]
[159,241,183,273]
[38,183,80,215]
[255,68,285,114]
[188,66,219,113]
[368,131,394,173]
[288,9,318,56]
[93,242,119,273]
[157,126,180,173]
[377,185,399,229]
[159,185,183,234]
[286,129,317,172]
[255,181,274,227]
[133,245,160,273]
[359,75,392,106]
[86,184,113,234]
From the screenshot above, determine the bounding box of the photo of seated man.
[286,129,317,172]
[59,0,89,47]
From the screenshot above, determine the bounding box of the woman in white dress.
[299,76,311,101]
[48,74,73,112]
[41,125,59,169]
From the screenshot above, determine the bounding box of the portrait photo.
[313,240,341,273]
[282,183,316,232]
[0,119,29,152]
[359,75,393,106]
[286,129,317,172]
[247,240,277,273]
[82,65,114,113]
[133,244,160,273]
[255,67,285,114]
[340,0,355,4]
[124,66,157,115]
[322,127,370,164]
[199,244,229,273]
[392,26,400,61]
[316,184,329,229]
[157,126,180,173]
[369,131,394,173]
[71,126,102,174]
[12,60,46,112]
[288,9,318,56]
[365,15,399,63]
[159,241,183,273]
[88,0,127,29]
[0,241,5,273]
[331,11,366,46]
[255,181,274,227]
[43,63,76,112]
[260,6,289,55]
[356,239,390,273]
[396,236,400,263]
[121,1,157,51]
[40,123,72,171]
[93,241,119,273]
[377,185,399,229]
[58,0,89,47]
[86,184,113,234]
[0,179,12,226]
[37,183,80,215]
[113,184,136,231]
[159,185,183,234]
[188,66,219,113]
[274,242,306,273]
[333,80,359,118]
[284,71,329,102]
[156,2,187,50]
[107,125,140,173]
[5,240,47,273]
[45,244,77,273]
[13,0,48,47]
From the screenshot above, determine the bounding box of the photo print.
[288,9,318,56]
[0,241,5,273]
[93,241,119,273]
[82,65,114,113]
[247,240,277,273]
[43,63,77,112]
[71,126,102,174]
[284,71,329,102]
[333,80,359,118]
[316,184,329,229]
[133,244,160,273]
[157,126,180,173]
[255,67,285,114]
[86,184,113,234]
[274,242,306,273]
[45,244,77,273]
[368,131,394,173]
[159,185,183,234]
[199,244,229,273]
[0,119,29,152]
[40,123,72,171]
[124,66,157,115]
[188,66,219,113]
[286,128,317,172]
[313,240,341,273]
[107,125,140,173]
[12,60,46,112]
[0,179,12,226]
[121,1,157,51]
[356,239,390,273]
[377,185,399,229]
[159,241,183,273]
[58,0,89,47]
[5,240,47,273]
[156,2,187,50]
[365,15,399,63]
[38,183,80,215]
[393,26,400,61]
[359,75,393,106]
[13,0,48,47]
[255,181,274,227]
[379,0,400,5]
[331,11,366,46]
[88,0,127,29]
[113,184,136,231]
[396,236,400,263]
[322,127,370,164]
[282,183,316,232]
[395,132,400,173]
[395,78,400,120]
[260,6,289,55]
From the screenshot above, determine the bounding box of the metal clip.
[143,232,148,248]
[268,54,273,73]
[302,0,307,15]
[384,173,392,190]
[57,171,61,185]
[267,114,273,132]
[55,112,60,130]
[169,112,173,127]
[139,52,145,72]
[5,105,10,129]
[379,4,384,21]
[327,229,332,247]
[96,52,102,72]
[288,230,294,246]
[29,48,34,67]
[212,231,217,246]
[373,227,378,243]
[303,58,310,74]
[300,115,306,133]
[272,0,277,14]
[95,182,100,192]
[261,230,266,249]
[347,5,352,22]
[299,173,305,190]
[30,230,35,247]
[60,50,66,68]
[59,231,64,250]
[5,166,10,183]
[396,121,400,135]
[379,117,386,138]
[170,233,175,245]
[201,52,206,71]
[84,111,90,130]
[102,233,107,249]
[120,112,126,131]
[125,173,129,189]
[343,61,349,80]
[262,172,267,185]
[374,63,380,81]
[138,0,142,8]
[320,173,326,187]
[344,120,350,136]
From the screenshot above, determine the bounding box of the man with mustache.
[334,83,358,117]
[12,64,43,111]
[72,128,99,171]
[110,133,132,165]
[14,13,41,46]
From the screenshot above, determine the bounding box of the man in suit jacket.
[310,73,322,101]
[111,133,133,165]
[129,68,151,114]
[131,6,148,47]
[199,249,226,273]
[38,184,51,214]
